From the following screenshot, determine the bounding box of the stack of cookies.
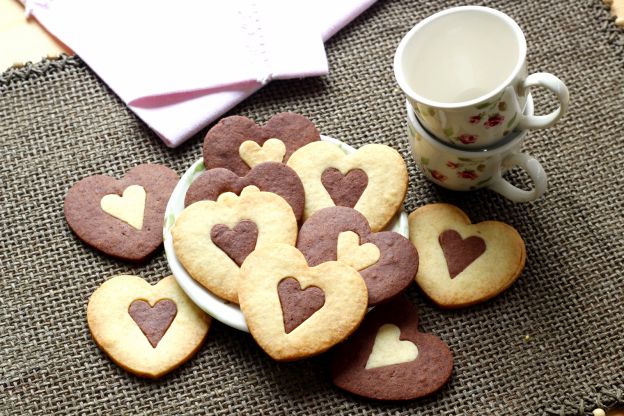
[65,112,527,401]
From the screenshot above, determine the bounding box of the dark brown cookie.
[296,207,418,305]
[184,162,305,222]
[202,112,320,176]
[64,164,179,262]
[330,297,453,401]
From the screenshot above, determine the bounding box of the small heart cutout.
[100,184,146,230]
[438,229,486,278]
[211,220,258,266]
[365,323,418,369]
[321,168,368,208]
[128,299,177,348]
[278,277,325,333]
[239,138,287,168]
[336,231,380,271]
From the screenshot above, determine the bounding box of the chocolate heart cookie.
[408,203,526,308]
[331,296,453,400]
[297,207,418,305]
[185,162,305,222]
[202,112,320,176]
[64,164,179,262]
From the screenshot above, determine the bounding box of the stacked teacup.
[394,6,568,202]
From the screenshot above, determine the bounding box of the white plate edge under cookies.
[163,135,409,332]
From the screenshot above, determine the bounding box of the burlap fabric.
[1,1,623,414]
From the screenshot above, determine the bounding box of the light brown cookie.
[238,244,368,361]
[86,275,211,379]
[287,142,408,231]
[408,203,526,308]
[171,186,298,303]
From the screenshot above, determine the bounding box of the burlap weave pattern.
[1,1,623,414]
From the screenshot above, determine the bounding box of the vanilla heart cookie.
[203,112,320,176]
[239,244,368,361]
[297,207,418,305]
[287,142,408,231]
[408,204,526,308]
[87,275,211,379]
[184,162,305,222]
[64,164,179,262]
[331,296,452,400]
[172,186,298,303]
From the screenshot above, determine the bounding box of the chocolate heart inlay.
[438,229,486,278]
[211,220,258,266]
[278,277,325,333]
[321,168,368,208]
[128,299,177,348]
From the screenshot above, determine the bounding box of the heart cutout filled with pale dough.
[239,244,368,361]
[365,323,418,369]
[408,203,525,308]
[172,186,297,303]
[239,138,286,168]
[287,142,408,231]
[87,275,210,379]
[336,231,380,271]
[100,184,146,230]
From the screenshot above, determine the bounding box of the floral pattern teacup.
[394,6,569,148]
[406,98,547,203]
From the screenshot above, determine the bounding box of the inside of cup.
[400,8,523,105]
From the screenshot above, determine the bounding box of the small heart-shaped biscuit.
[331,297,453,400]
[184,162,305,222]
[287,142,408,231]
[239,138,286,168]
[336,231,380,271]
[408,204,526,308]
[297,207,418,305]
[87,275,211,379]
[203,113,320,176]
[64,164,179,262]
[239,244,368,361]
[172,186,298,303]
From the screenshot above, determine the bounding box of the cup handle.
[517,72,569,130]
[486,152,547,202]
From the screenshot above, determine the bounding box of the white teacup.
[407,95,547,202]
[395,6,569,148]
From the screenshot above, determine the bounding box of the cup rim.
[394,6,527,109]
[406,94,533,157]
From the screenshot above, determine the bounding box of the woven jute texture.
[1,1,623,415]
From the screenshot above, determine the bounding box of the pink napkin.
[27,0,377,147]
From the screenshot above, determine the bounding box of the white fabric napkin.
[27,0,377,147]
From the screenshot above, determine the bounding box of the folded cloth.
[27,0,376,147]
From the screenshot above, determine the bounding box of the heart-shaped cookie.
[331,296,453,400]
[238,244,368,361]
[64,164,179,262]
[287,142,408,231]
[172,186,298,303]
[297,207,418,305]
[408,203,526,308]
[184,162,305,222]
[87,275,211,379]
[203,113,320,176]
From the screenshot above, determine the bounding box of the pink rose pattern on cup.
[420,155,492,189]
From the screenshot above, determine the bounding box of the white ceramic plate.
[163,135,409,332]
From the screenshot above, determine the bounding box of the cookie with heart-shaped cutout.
[330,296,453,400]
[239,244,368,361]
[202,112,320,176]
[287,142,408,231]
[297,207,418,305]
[408,203,526,308]
[184,162,305,222]
[87,275,211,379]
[172,186,298,303]
[64,164,179,262]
